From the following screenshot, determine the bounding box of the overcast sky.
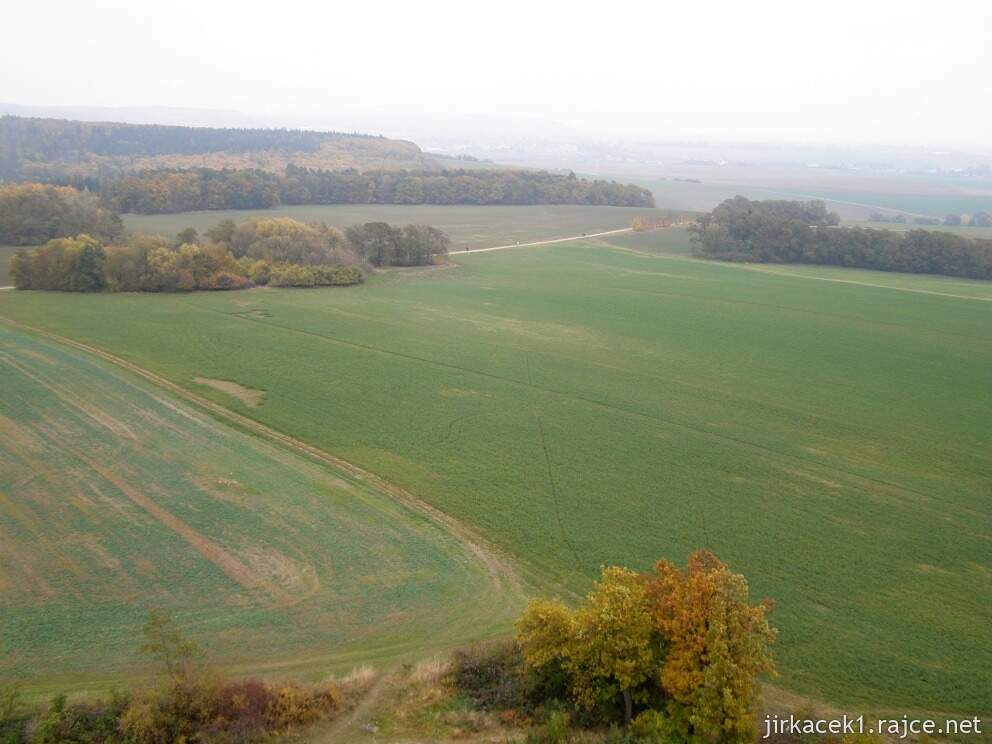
[3,0,990,147]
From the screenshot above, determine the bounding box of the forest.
[0,116,366,174]
[9,217,448,292]
[692,196,992,279]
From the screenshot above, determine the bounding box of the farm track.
[0,315,528,607]
[448,227,632,254]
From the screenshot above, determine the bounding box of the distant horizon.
[3,0,991,153]
[3,100,992,157]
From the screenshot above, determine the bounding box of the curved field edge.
[0,240,989,716]
[0,319,528,697]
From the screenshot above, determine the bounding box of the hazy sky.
[3,0,991,147]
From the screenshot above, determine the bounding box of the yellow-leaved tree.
[518,567,659,726]
[649,550,777,743]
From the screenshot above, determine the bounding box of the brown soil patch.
[193,377,266,407]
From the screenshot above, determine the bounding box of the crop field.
[616,172,992,221]
[845,220,992,238]
[123,204,671,249]
[0,322,520,695]
[1,234,989,716]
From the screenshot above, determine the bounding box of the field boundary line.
[449,227,632,255]
[605,244,992,303]
[0,315,529,603]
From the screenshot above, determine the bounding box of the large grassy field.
[0,322,520,696]
[123,204,669,248]
[0,233,989,716]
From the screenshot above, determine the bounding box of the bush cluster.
[11,215,455,293]
[268,264,364,287]
[0,613,341,744]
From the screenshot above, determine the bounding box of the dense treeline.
[0,182,123,245]
[76,166,655,213]
[94,169,283,212]
[692,196,992,280]
[280,165,656,208]
[11,217,449,292]
[0,116,379,177]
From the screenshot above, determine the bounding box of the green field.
[846,220,992,238]
[0,322,521,695]
[1,232,989,716]
[123,204,669,249]
[624,172,992,221]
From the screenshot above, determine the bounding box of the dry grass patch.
[193,376,266,407]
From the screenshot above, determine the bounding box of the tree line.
[11,217,450,292]
[692,196,992,280]
[73,166,655,213]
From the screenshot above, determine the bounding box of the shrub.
[451,640,528,712]
[527,710,571,744]
[264,682,340,730]
[203,271,252,291]
[0,680,27,744]
[31,692,129,744]
[268,263,363,287]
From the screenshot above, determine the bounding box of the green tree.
[141,611,204,685]
[518,567,660,726]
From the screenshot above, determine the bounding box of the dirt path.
[0,316,527,604]
[449,227,632,255]
[315,669,395,743]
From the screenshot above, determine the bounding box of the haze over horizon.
[3,0,990,150]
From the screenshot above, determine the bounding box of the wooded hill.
[0,116,434,179]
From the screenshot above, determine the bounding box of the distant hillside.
[0,115,435,179]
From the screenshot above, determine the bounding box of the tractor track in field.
[448,227,632,254]
[0,315,528,605]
